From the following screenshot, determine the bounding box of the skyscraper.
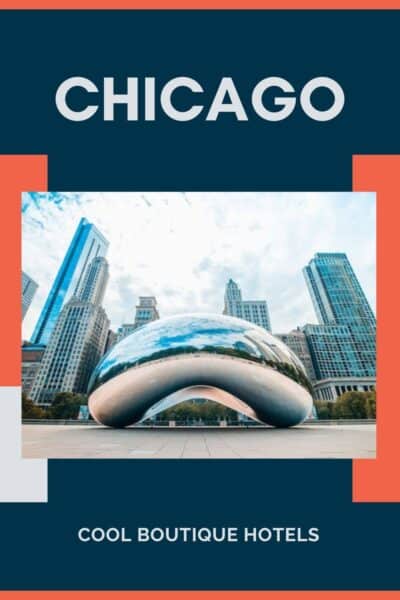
[31,218,108,346]
[134,296,160,328]
[22,271,38,320]
[303,253,375,329]
[303,252,375,377]
[22,343,45,396]
[116,323,137,343]
[104,329,117,354]
[75,255,109,306]
[223,279,271,331]
[31,257,110,404]
[116,296,160,343]
[302,324,363,380]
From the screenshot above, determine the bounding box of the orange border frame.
[0,1,399,7]
[3,153,397,502]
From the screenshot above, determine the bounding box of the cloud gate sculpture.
[88,314,313,428]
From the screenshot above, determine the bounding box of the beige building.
[134,296,160,328]
[116,296,160,343]
[275,328,316,382]
[223,279,271,332]
[22,344,45,397]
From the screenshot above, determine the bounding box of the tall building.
[303,324,364,380]
[302,252,376,401]
[116,323,136,343]
[303,253,376,377]
[223,279,271,331]
[75,255,109,306]
[134,296,160,328]
[31,218,108,346]
[31,257,110,404]
[22,271,38,320]
[116,296,160,343]
[275,328,316,382]
[104,329,117,354]
[21,343,45,396]
[302,323,376,401]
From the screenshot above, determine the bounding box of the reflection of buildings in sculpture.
[31,257,110,405]
[116,296,160,343]
[275,328,316,382]
[31,218,108,346]
[22,271,38,320]
[223,279,271,332]
[88,314,313,428]
[22,343,45,396]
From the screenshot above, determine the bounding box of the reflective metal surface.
[88,314,313,428]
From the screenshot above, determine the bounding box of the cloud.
[21,191,376,340]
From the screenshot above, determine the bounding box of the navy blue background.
[0,9,399,590]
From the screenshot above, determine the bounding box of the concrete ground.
[22,423,376,459]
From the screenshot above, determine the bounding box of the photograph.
[21,191,376,459]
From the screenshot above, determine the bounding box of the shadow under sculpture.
[88,314,313,428]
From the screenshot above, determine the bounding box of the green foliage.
[48,392,87,420]
[313,401,334,420]
[154,400,238,422]
[22,392,47,419]
[365,392,376,419]
[22,391,89,420]
[314,389,376,420]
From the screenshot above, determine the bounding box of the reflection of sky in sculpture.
[88,313,308,392]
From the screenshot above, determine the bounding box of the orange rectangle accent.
[0,155,48,387]
[352,155,400,502]
[0,1,400,8]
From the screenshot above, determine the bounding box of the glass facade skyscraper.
[223,279,271,332]
[22,271,38,320]
[31,256,110,404]
[31,218,109,346]
[302,324,364,379]
[303,253,376,378]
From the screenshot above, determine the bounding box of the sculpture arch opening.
[142,385,259,422]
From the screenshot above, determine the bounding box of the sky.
[22,191,376,340]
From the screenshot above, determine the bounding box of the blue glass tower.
[31,218,109,346]
[303,253,376,377]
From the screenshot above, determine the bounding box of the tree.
[22,392,47,419]
[333,391,368,419]
[313,400,333,420]
[156,400,238,423]
[314,390,376,420]
[365,391,376,419]
[49,392,87,420]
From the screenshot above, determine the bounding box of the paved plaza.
[22,423,376,459]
